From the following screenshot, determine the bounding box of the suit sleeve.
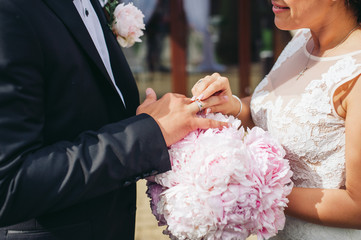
[0,1,171,226]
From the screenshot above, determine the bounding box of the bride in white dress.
[191,0,361,239]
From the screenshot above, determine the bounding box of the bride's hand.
[191,72,242,117]
[136,88,229,146]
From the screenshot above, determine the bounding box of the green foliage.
[104,0,119,26]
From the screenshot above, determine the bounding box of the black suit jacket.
[0,0,171,239]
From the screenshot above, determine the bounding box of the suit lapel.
[43,0,139,116]
[90,0,140,115]
[43,0,111,86]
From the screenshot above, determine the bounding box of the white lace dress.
[250,29,361,240]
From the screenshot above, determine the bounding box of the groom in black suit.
[0,0,225,239]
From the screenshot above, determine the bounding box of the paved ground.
[134,180,169,240]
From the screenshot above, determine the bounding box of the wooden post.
[238,0,251,97]
[170,0,187,95]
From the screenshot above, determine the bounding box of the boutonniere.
[103,0,145,48]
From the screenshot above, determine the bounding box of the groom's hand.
[137,88,228,146]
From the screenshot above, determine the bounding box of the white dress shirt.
[73,0,126,107]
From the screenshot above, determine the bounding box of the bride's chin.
[274,19,296,31]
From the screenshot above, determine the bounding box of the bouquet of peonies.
[147,113,293,240]
[110,2,145,48]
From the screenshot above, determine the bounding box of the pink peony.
[111,3,145,48]
[147,113,293,240]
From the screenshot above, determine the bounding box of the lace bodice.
[250,29,361,239]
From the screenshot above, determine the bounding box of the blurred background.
[118,0,293,239]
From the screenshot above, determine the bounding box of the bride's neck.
[310,18,359,57]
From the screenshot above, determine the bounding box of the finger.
[201,95,229,114]
[197,76,230,101]
[193,117,229,130]
[189,100,205,113]
[191,76,209,99]
[142,88,157,106]
[188,92,230,114]
[203,95,229,108]
[191,73,221,98]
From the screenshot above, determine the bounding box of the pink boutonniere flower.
[107,2,145,48]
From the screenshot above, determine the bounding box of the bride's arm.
[234,96,254,129]
[286,75,361,229]
[191,73,255,129]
